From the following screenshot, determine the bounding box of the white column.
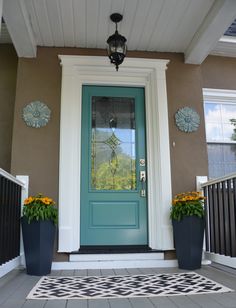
[16,175,29,266]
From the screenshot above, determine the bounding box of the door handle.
[140,171,146,197]
[140,171,146,182]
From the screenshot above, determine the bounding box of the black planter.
[172,216,205,270]
[21,217,55,275]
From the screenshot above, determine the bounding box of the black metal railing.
[202,174,236,257]
[0,173,22,266]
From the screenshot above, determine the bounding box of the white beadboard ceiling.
[2,0,236,63]
[24,0,214,51]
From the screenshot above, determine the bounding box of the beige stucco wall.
[12,48,230,259]
[11,48,208,198]
[11,48,61,203]
[201,55,236,90]
[0,45,18,172]
[165,54,208,195]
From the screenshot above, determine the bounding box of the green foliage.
[170,192,205,221]
[170,201,205,221]
[92,153,136,190]
[23,194,58,225]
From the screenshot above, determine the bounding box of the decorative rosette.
[22,101,51,128]
[175,107,200,133]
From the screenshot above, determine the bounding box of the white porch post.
[16,175,29,266]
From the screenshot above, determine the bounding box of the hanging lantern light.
[107,13,127,71]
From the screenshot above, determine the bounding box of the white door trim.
[58,56,173,252]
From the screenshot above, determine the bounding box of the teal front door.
[80,85,148,246]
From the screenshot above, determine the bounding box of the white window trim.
[203,88,236,103]
[203,88,236,144]
[203,88,236,179]
[58,56,173,253]
[207,141,236,144]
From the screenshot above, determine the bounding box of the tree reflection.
[91,130,136,191]
[230,119,236,141]
[92,153,136,190]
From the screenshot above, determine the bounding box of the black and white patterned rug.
[27,272,232,300]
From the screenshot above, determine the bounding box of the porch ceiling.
[2,0,236,63]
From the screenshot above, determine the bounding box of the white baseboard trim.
[201,259,212,265]
[52,259,178,270]
[205,252,236,268]
[0,256,22,278]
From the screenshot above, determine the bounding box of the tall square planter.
[21,217,55,275]
[172,216,205,270]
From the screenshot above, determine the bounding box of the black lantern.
[107,13,127,71]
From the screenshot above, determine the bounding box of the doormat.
[27,272,233,300]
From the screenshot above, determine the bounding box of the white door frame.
[58,56,173,252]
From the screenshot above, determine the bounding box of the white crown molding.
[210,35,236,58]
[3,0,36,57]
[219,36,236,44]
[58,55,173,253]
[59,56,169,70]
[185,0,236,64]
[203,88,236,102]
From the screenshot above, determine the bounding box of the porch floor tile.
[0,265,236,308]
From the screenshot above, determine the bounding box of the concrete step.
[53,252,178,269]
[69,252,164,262]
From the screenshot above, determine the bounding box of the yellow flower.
[172,191,206,205]
[24,196,34,205]
[172,199,179,205]
[40,197,52,205]
[23,193,57,225]
[24,194,55,206]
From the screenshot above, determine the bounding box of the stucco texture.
[129,51,209,195]
[165,54,208,195]
[14,48,236,259]
[0,45,18,172]
[11,48,209,197]
[201,55,236,90]
[11,48,61,202]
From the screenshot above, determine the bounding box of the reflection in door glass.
[91,96,136,190]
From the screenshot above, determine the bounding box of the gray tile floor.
[0,265,236,307]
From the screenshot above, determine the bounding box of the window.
[203,89,236,179]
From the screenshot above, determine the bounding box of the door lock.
[139,159,146,167]
[140,171,146,197]
[140,171,146,182]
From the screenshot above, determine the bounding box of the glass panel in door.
[91,96,136,191]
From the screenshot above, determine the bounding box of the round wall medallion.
[22,101,51,128]
[175,107,200,133]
